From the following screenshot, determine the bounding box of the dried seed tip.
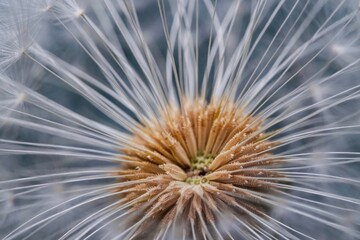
[159,163,187,181]
[117,97,283,238]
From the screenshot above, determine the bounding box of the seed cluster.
[117,98,282,238]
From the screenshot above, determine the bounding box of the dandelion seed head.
[1,0,360,239]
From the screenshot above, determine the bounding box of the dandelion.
[0,0,360,239]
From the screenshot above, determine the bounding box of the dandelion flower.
[1,0,360,239]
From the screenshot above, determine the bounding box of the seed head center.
[185,155,214,184]
[117,98,282,238]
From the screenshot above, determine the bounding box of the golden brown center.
[116,98,282,239]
